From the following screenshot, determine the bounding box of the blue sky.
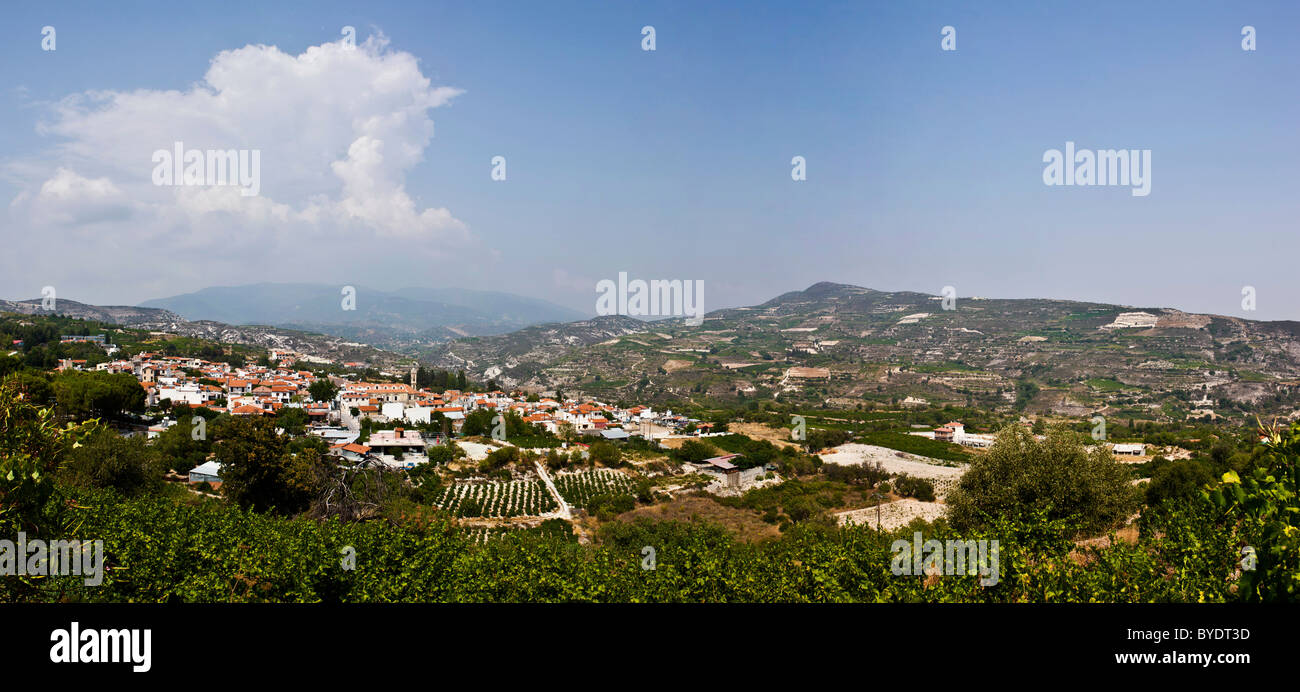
[1,0,1297,320]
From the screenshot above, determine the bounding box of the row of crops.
[433,479,558,518]
[553,469,638,508]
[461,520,577,544]
[435,470,640,519]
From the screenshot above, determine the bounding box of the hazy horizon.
[3,1,1297,320]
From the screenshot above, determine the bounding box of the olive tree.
[947,425,1140,536]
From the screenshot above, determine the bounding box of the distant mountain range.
[0,297,402,367]
[139,283,588,348]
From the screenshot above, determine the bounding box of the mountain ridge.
[414,281,1300,420]
[139,282,589,349]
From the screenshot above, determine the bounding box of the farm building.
[692,454,743,489]
[188,460,223,484]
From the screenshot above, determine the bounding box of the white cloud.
[11,168,133,227]
[3,33,470,302]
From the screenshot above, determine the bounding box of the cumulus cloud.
[12,168,134,227]
[3,33,470,302]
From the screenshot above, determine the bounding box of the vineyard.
[9,484,1278,603]
[553,469,637,507]
[433,479,558,518]
[462,520,577,544]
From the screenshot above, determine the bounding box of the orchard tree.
[946,425,1140,536]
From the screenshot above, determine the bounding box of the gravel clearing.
[455,440,500,461]
[819,443,966,498]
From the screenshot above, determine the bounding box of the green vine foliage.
[1,380,99,600]
[1207,422,1300,602]
[0,380,98,535]
[9,487,1279,603]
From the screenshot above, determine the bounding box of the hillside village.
[47,337,1179,543]
[56,341,725,478]
[12,295,1233,520]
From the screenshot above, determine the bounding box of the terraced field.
[434,479,558,518]
[553,469,638,508]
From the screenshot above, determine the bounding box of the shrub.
[588,441,622,467]
[1145,458,1215,506]
[59,429,164,497]
[946,425,1140,535]
[893,475,936,502]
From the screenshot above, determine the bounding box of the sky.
[1,0,1297,320]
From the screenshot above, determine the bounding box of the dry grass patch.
[614,495,782,543]
[728,422,801,449]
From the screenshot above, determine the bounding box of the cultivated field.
[434,479,558,518]
[553,469,638,507]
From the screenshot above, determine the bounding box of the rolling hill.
[417,282,1300,421]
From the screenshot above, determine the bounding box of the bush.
[0,378,97,535]
[588,441,622,467]
[426,444,456,465]
[946,425,1140,535]
[892,475,935,502]
[59,429,165,497]
[1145,458,1215,506]
[480,446,521,472]
[587,492,635,521]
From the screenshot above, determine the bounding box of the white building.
[367,428,429,468]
